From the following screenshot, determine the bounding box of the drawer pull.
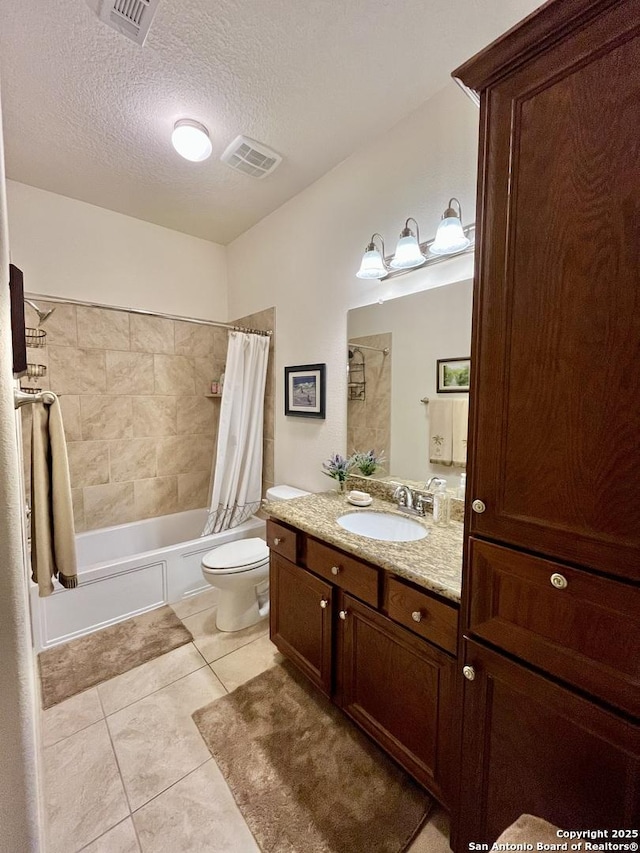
[339,609,348,621]
[463,665,476,681]
[273,537,282,545]
[550,572,568,590]
[411,611,423,623]
[472,499,486,514]
[331,566,341,575]
[320,598,329,609]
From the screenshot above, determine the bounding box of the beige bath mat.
[38,605,192,709]
[193,662,432,853]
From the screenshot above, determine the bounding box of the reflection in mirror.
[347,279,472,486]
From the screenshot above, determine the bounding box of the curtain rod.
[348,342,390,355]
[24,292,273,337]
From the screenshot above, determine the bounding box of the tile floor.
[42,590,453,852]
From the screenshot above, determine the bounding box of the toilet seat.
[202,538,269,575]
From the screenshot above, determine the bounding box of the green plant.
[322,453,354,484]
[351,449,386,477]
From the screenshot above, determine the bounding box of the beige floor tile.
[45,719,129,853]
[182,606,269,663]
[210,634,283,692]
[98,643,207,716]
[170,588,219,620]
[408,807,452,853]
[107,668,226,811]
[80,818,140,852]
[42,688,104,748]
[133,760,259,853]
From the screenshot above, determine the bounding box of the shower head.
[24,299,56,326]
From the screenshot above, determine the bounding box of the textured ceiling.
[0,0,543,244]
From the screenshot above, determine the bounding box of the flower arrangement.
[351,449,386,477]
[322,453,354,485]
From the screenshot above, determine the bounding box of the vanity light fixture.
[171,119,213,162]
[356,233,389,280]
[429,198,471,255]
[390,218,426,270]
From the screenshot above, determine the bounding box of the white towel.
[429,400,453,466]
[31,395,77,596]
[452,399,469,467]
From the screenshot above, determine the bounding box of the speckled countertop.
[264,491,463,604]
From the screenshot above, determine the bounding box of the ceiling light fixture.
[390,217,426,270]
[429,198,471,255]
[356,234,389,280]
[171,119,212,162]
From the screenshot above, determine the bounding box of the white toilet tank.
[265,485,310,501]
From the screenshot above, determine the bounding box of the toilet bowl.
[201,485,310,632]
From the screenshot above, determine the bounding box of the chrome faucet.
[393,484,432,517]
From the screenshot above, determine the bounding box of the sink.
[337,511,428,542]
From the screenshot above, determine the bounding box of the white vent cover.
[220,136,282,179]
[86,0,160,46]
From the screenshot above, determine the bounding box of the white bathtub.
[30,509,266,652]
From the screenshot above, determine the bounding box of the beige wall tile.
[134,476,178,520]
[130,314,174,354]
[174,321,214,357]
[177,470,211,511]
[263,439,274,483]
[109,438,157,482]
[71,488,86,532]
[48,347,106,395]
[265,358,275,398]
[177,396,218,435]
[67,441,110,488]
[25,302,77,347]
[58,395,82,441]
[81,396,133,440]
[154,354,195,395]
[77,306,130,351]
[263,396,274,440]
[106,351,154,395]
[194,357,216,395]
[132,396,176,437]
[83,482,135,530]
[157,435,214,476]
[212,329,228,359]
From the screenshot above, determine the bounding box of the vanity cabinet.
[268,521,459,809]
[453,0,640,847]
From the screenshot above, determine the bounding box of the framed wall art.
[284,363,326,418]
[436,357,470,393]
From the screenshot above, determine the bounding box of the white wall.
[349,280,473,485]
[7,180,228,320]
[227,82,478,492]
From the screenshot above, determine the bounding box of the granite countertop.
[264,491,463,604]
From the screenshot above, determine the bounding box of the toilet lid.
[202,538,269,572]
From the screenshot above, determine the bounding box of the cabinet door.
[464,5,640,580]
[339,593,455,805]
[270,554,333,695]
[456,640,640,849]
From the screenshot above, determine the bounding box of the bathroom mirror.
[347,278,472,485]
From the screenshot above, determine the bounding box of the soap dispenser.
[433,479,450,527]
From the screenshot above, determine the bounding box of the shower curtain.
[203,331,270,535]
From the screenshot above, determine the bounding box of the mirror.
[347,278,472,486]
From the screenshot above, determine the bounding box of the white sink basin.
[337,511,428,542]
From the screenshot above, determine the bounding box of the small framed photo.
[436,357,470,393]
[284,363,326,418]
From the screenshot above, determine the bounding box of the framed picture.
[436,357,470,393]
[284,363,326,418]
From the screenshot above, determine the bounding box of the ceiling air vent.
[220,136,282,179]
[86,0,160,46]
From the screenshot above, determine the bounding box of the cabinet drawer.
[385,577,458,655]
[266,519,298,563]
[305,538,379,607]
[468,538,640,718]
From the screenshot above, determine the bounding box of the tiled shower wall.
[21,301,275,532]
[347,332,392,468]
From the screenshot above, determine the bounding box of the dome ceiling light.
[171,120,213,162]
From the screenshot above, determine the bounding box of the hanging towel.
[31,395,77,597]
[452,399,469,467]
[429,400,453,466]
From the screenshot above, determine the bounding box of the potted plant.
[322,453,354,493]
[351,449,386,477]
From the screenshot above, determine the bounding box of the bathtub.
[30,509,266,652]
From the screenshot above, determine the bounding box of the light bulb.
[390,230,425,269]
[171,120,212,162]
[356,248,387,279]
[429,217,471,255]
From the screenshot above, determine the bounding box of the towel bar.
[14,388,56,409]
[420,397,430,404]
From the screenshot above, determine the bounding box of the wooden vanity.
[266,516,459,809]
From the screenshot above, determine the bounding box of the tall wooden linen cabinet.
[452,0,640,846]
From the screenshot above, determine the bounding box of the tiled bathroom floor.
[42,590,453,853]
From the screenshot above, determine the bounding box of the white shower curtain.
[203,331,270,535]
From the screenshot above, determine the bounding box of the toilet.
[201,485,310,632]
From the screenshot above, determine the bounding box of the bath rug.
[39,605,193,709]
[192,662,432,853]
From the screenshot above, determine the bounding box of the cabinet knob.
[411,611,423,623]
[550,572,568,590]
[339,609,348,621]
[320,598,329,609]
[331,566,341,575]
[463,665,476,681]
[273,537,282,545]
[471,499,486,514]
